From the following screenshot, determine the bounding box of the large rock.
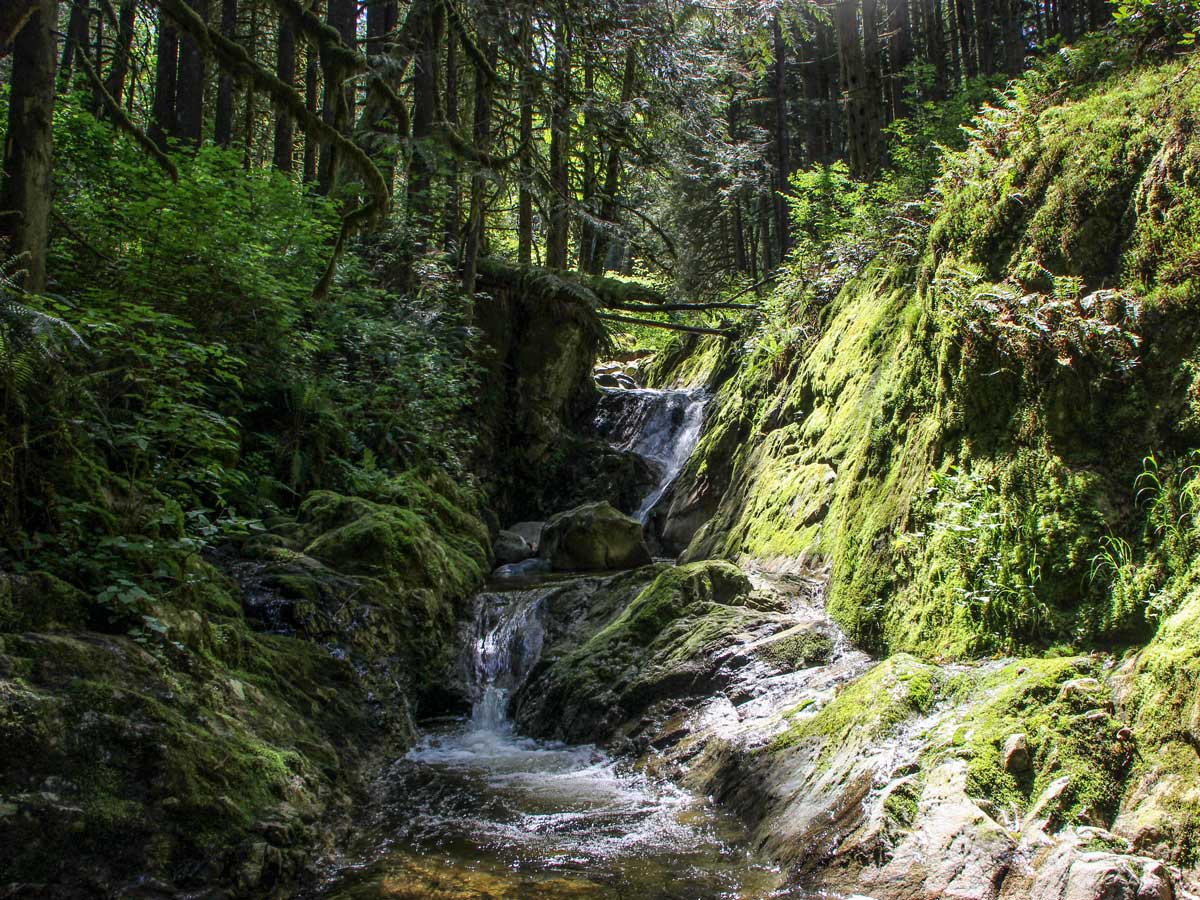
[493,530,536,565]
[538,502,652,571]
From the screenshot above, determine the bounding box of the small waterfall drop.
[465,587,549,731]
[595,387,708,522]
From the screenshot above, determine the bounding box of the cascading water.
[465,587,548,732]
[595,387,708,522]
[315,376,823,899]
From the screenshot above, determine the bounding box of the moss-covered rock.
[538,501,653,571]
[513,561,766,742]
[663,55,1200,660]
[0,572,89,632]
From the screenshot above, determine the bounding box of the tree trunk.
[175,0,208,148]
[590,45,636,275]
[925,0,948,97]
[887,0,914,119]
[58,0,89,91]
[104,0,136,110]
[835,0,879,177]
[303,47,319,180]
[241,0,257,168]
[444,26,460,250]
[0,0,56,292]
[463,40,498,293]
[861,0,886,159]
[545,13,571,269]
[406,0,443,246]
[213,0,237,147]
[1001,0,1024,74]
[273,14,296,170]
[771,13,791,261]
[956,0,978,78]
[318,0,356,194]
[151,7,179,149]
[975,0,995,75]
[577,52,597,273]
[517,11,534,265]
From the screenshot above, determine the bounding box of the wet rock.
[494,530,536,565]
[508,521,546,551]
[860,760,1016,900]
[1004,732,1032,773]
[1009,840,1175,900]
[493,558,553,580]
[596,372,621,388]
[538,502,652,571]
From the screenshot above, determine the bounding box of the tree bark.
[317,0,356,193]
[303,42,319,180]
[887,0,914,119]
[861,0,886,158]
[956,0,978,79]
[462,40,497,293]
[104,0,136,110]
[517,10,534,265]
[175,0,209,147]
[444,26,460,249]
[406,0,443,246]
[58,0,90,90]
[975,0,995,75]
[771,13,791,261]
[835,0,879,177]
[1001,0,1024,74]
[925,0,948,97]
[0,0,56,292]
[273,13,296,170]
[213,0,237,146]
[151,7,179,148]
[590,45,636,276]
[545,13,571,269]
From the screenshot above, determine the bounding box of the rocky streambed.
[307,375,1185,900]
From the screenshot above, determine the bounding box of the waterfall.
[463,386,708,731]
[465,587,549,731]
[595,387,708,522]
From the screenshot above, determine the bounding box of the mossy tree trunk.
[0,0,56,292]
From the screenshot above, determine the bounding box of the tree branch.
[610,299,758,313]
[76,51,177,182]
[597,312,732,337]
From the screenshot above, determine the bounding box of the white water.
[317,380,827,898]
[595,387,708,522]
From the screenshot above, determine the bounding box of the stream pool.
[314,718,822,900]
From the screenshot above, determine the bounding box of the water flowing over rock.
[594,387,708,523]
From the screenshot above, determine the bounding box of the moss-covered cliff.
[661,44,1200,662]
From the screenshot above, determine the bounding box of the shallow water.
[316,718,822,900]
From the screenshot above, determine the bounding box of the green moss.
[771,655,941,755]
[0,573,89,633]
[949,658,1130,826]
[759,628,835,671]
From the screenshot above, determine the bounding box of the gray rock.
[595,373,621,388]
[538,502,652,571]
[494,530,535,565]
[1013,841,1175,900]
[1004,732,1032,773]
[492,558,552,580]
[508,521,546,551]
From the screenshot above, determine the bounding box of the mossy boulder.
[513,561,766,742]
[300,489,490,598]
[0,573,89,633]
[538,501,652,571]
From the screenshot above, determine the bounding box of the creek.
[315,386,827,900]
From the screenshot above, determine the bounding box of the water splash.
[465,587,550,730]
[595,387,708,522]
